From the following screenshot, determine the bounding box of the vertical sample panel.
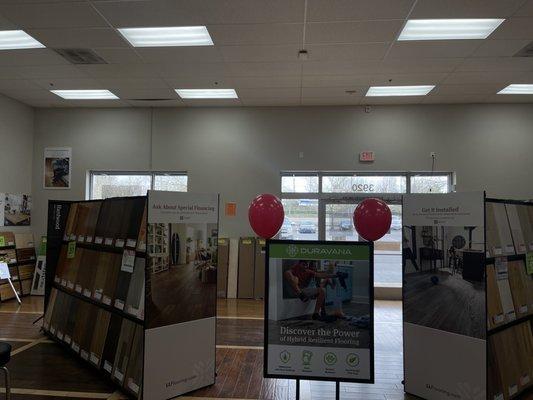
[238,237,255,299]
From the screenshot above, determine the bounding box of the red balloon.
[248,194,285,239]
[353,198,392,241]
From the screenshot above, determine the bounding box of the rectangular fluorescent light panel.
[398,19,505,41]
[118,26,213,47]
[366,85,435,97]
[498,84,533,94]
[175,89,238,99]
[51,90,118,100]
[0,30,45,50]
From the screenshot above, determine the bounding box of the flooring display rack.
[486,198,533,400]
[0,231,37,302]
[43,191,219,400]
[402,192,533,400]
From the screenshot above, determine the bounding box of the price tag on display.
[126,239,137,248]
[519,244,526,253]
[90,353,99,365]
[493,247,502,256]
[526,252,533,275]
[114,299,125,310]
[102,295,111,305]
[83,289,92,298]
[103,361,112,373]
[67,241,76,259]
[75,284,82,293]
[121,249,135,273]
[71,342,80,353]
[60,278,67,287]
[93,290,103,301]
[0,236,5,247]
[114,369,124,383]
[128,379,140,394]
[508,384,518,396]
[104,238,113,246]
[86,236,93,243]
[64,335,71,345]
[80,350,89,360]
[94,237,103,245]
[505,244,514,253]
[77,235,85,243]
[56,331,64,340]
[115,239,125,248]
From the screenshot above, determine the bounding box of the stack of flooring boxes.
[43,197,146,398]
[486,200,533,400]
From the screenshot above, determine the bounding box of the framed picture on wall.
[44,147,71,189]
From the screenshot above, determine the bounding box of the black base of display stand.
[295,379,340,400]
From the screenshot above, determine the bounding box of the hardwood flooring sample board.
[112,318,137,385]
[124,324,143,398]
[493,202,515,255]
[487,265,505,329]
[62,296,79,346]
[101,315,123,375]
[93,252,114,302]
[49,290,66,336]
[506,204,527,254]
[217,238,229,298]
[136,205,147,252]
[79,304,99,361]
[14,233,34,249]
[89,309,111,368]
[0,231,15,246]
[507,260,529,317]
[495,259,516,323]
[517,204,533,252]
[43,287,58,330]
[114,250,135,311]
[486,203,503,257]
[491,328,521,399]
[81,201,102,242]
[488,339,504,400]
[94,200,113,244]
[54,245,69,284]
[64,203,79,240]
[71,300,92,354]
[254,239,265,299]
[76,249,99,297]
[237,237,255,299]
[101,253,122,306]
[125,257,145,318]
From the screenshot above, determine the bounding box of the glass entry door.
[321,198,402,286]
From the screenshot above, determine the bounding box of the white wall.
[0,94,34,233]
[32,104,533,239]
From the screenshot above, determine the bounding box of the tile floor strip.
[11,337,50,356]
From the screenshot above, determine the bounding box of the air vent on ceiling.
[54,48,107,64]
[514,41,533,57]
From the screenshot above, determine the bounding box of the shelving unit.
[486,198,533,400]
[0,231,37,302]
[147,223,169,274]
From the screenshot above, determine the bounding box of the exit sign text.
[359,151,375,162]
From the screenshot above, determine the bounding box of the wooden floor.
[0,296,415,400]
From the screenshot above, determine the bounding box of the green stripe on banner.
[269,243,370,260]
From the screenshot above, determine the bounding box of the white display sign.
[148,190,218,224]
[0,262,10,279]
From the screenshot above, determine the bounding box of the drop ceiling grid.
[0,0,531,107]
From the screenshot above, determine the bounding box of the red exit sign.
[359,151,375,162]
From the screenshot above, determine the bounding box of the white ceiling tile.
[306,43,390,61]
[410,0,525,18]
[92,0,206,27]
[126,99,185,107]
[471,39,531,57]
[456,57,533,72]
[363,96,425,105]
[225,62,302,77]
[111,87,176,100]
[485,94,533,103]
[306,20,404,44]
[0,78,40,90]
[432,83,504,95]
[387,40,481,59]
[136,47,224,64]
[302,60,382,75]
[95,78,170,89]
[301,73,449,87]
[156,62,226,78]
[220,45,300,63]
[163,76,235,88]
[237,87,300,99]
[490,17,533,39]
[301,97,361,105]
[0,66,24,79]
[32,77,104,90]
[197,0,305,24]
[232,76,300,88]
[0,88,58,100]
[0,12,17,29]
[27,28,127,48]
[514,0,533,16]
[0,48,68,66]
[422,94,490,104]
[208,23,303,45]
[306,0,414,22]
[52,99,130,108]
[16,64,88,79]
[242,98,301,106]
[379,58,464,73]
[182,98,242,107]
[442,71,526,84]
[0,3,107,28]
[92,48,143,64]
[301,86,366,98]
[77,63,159,78]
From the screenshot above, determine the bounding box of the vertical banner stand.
[7,278,21,304]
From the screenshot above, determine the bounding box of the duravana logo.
[286,245,352,257]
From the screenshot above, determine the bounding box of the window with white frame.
[89,171,188,200]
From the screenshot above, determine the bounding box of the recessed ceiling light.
[498,84,533,94]
[0,30,45,50]
[366,85,435,97]
[175,89,238,99]
[398,19,505,41]
[51,90,119,100]
[118,26,213,47]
